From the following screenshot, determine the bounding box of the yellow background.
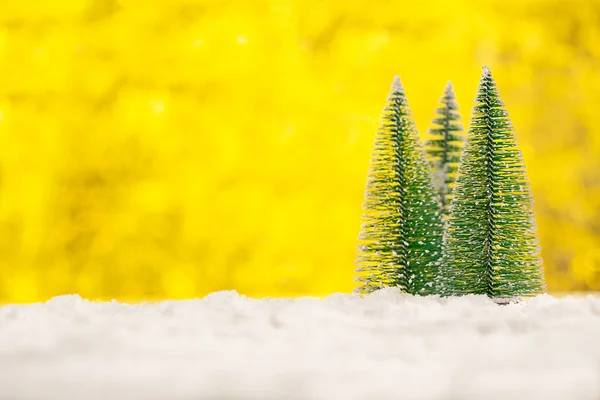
[0,0,599,302]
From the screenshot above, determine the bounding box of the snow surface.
[1,289,600,400]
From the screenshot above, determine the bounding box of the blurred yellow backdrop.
[0,0,599,302]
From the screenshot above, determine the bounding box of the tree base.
[493,296,521,305]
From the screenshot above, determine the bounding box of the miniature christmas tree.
[356,77,444,295]
[425,82,464,218]
[439,67,546,299]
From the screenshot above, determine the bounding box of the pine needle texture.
[425,82,464,218]
[440,67,546,298]
[356,77,443,295]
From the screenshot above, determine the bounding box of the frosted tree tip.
[482,65,491,77]
[391,75,403,93]
[444,80,454,94]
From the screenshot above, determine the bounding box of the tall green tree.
[356,77,444,295]
[425,82,464,218]
[439,67,546,298]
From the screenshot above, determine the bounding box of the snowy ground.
[1,290,600,400]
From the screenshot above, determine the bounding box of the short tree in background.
[356,77,443,295]
[425,82,464,218]
[439,67,546,299]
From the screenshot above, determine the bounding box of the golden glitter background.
[0,0,599,302]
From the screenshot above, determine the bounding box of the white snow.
[1,289,600,400]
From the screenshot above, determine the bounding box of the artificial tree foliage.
[439,66,546,299]
[356,76,444,295]
[425,82,464,218]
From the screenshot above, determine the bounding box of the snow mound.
[1,289,600,400]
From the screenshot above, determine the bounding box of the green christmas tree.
[439,66,546,299]
[425,82,464,218]
[355,76,444,295]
